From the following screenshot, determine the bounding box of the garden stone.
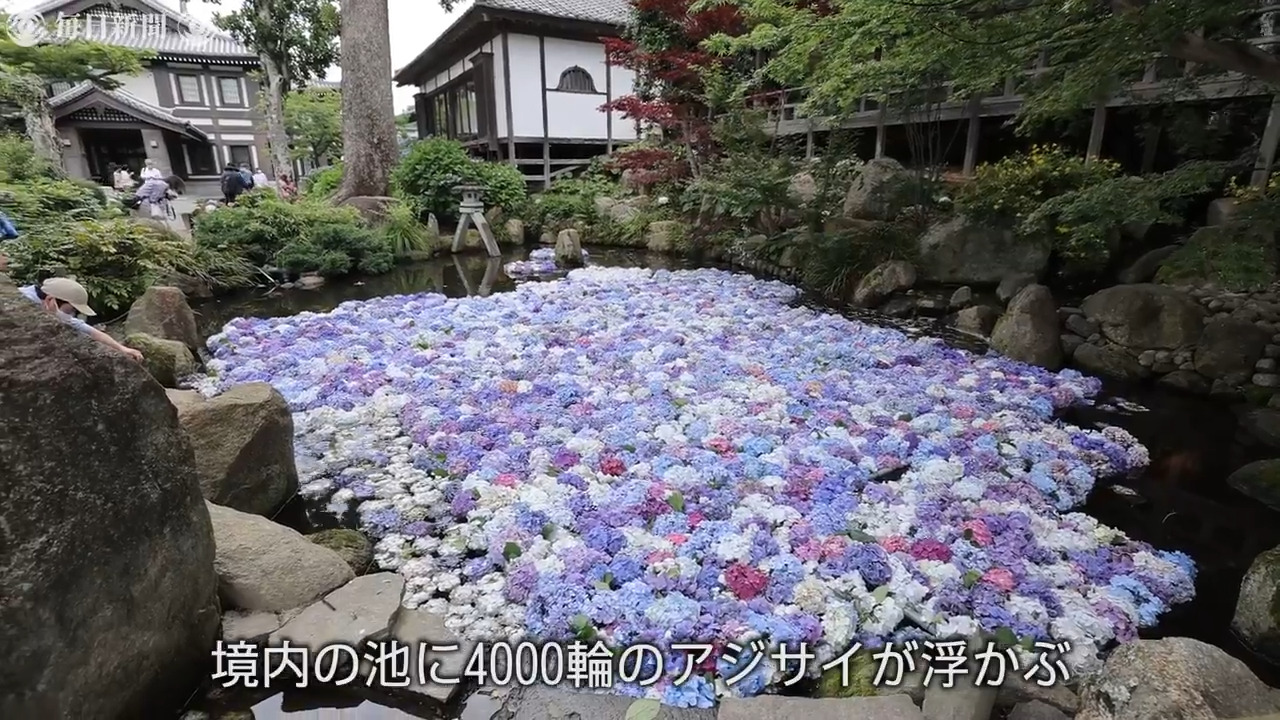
[297,274,325,289]
[126,332,197,388]
[1061,334,1084,358]
[1116,245,1179,284]
[1264,359,1279,372]
[646,220,681,253]
[0,279,219,720]
[1138,350,1156,367]
[1227,460,1280,512]
[307,528,374,575]
[1073,343,1149,382]
[1075,637,1279,720]
[788,170,818,203]
[498,685,718,720]
[1237,408,1280,450]
[161,272,214,300]
[717,695,925,720]
[1208,299,1225,311]
[555,229,585,267]
[995,674,1078,714]
[854,260,917,307]
[996,272,1036,303]
[842,157,910,220]
[125,285,202,357]
[504,218,525,245]
[270,573,405,653]
[221,609,287,644]
[1064,314,1099,338]
[949,286,973,308]
[1080,284,1206,350]
[593,195,617,215]
[990,285,1063,369]
[426,212,440,238]
[1269,344,1280,359]
[917,215,1051,284]
[206,501,353,612]
[1207,197,1238,226]
[539,230,555,245]
[1237,546,1280,662]
[1007,700,1070,720]
[378,608,469,703]
[168,383,299,517]
[921,684,996,720]
[881,296,917,318]
[953,305,1002,336]
[1256,373,1280,388]
[608,199,641,224]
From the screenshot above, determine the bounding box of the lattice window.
[556,66,596,93]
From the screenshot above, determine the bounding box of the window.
[556,66,596,93]
[450,80,477,138]
[228,145,253,167]
[177,74,203,104]
[185,142,218,176]
[217,77,242,106]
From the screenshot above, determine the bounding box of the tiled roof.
[392,0,629,85]
[475,0,630,25]
[18,0,257,60]
[50,81,210,140]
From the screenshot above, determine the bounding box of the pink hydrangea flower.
[667,533,688,545]
[820,536,849,559]
[707,437,733,455]
[961,520,993,547]
[494,473,519,487]
[909,538,952,562]
[982,568,1015,592]
[647,549,674,565]
[725,563,769,601]
[600,457,626,476]
[688,511,705,527]
[795,539,823,562]
[879,535,909,553]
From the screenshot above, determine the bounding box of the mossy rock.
[306,528,373,575]
[124,332,197,388]
[1228,459,1280,512]
[1233,545,1280,663]
[1156,225,1277,291]
[815,647,878,698]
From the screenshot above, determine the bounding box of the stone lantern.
[451,184,501,258]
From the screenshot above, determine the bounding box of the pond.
[184,246,1280,719]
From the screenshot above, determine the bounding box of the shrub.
[683,152,797,236]
[1,178,108,225]
[796,220,918,301]
[277,223,394,277]
[392,137,528,223]
[1157,225,1276,291]
[6,218,252,315]
[524,175,619,236]
[379,199,436,256]
[958,145,1121,224]
[304,163,343,197]
[0,132,60,182]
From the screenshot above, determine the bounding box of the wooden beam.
[1253,94,1280,187]
[501,33,515,165]
[1085,102,1107,165]
[874,109,886,158]
[605,53,613,154]
[805,122,814,159]
[962,99,981,176]
[539,35,550,190]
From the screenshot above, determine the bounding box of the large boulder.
[167,383,298,516]
[1193,317,1271,380]
[1239,407,1280,450]
[1234,546,1280,661]
[990,285,1063,369]
[124,285,202,358]
[789,170,818,204]
[0,280,219,719]
[555,228,584,268]
[1116,245,1179,284]
[1073,343,1149,382]
[1080,284,1206,350]
[206,502,354,612]
[917,215,1051,284]
[646,220,681,253]
[952,305,1002,337]
[125,332,198,388]
[307,528,374,575]
[1228,459,1280,512]
[1076,637,1280,720]
[852,260,917,308]
[842,158,910,220]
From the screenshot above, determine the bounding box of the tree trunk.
[25,98,62,168]
[259,53,293,181]
[333,0,397,202]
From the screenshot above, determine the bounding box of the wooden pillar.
[538,35,550,190]
[1085,102,1106,166]
[501,33,516,166]
[605,55,614,155]
[1252,94,1280,188]
[874,109,886,159]
[805,123,815,159]
[962,99,981,177]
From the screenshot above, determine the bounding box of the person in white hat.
[18,277,144,362]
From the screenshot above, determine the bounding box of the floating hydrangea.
[503,247,590,278]
[199,267,1195,703]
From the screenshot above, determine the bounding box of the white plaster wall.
[118,69,161,106]
[492,35,508,138]
[608,62,638,141]
[506,33,544,138]
[542,37,609,139]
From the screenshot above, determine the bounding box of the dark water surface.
[185,247,1280,718]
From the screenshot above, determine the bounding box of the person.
[139,158,163,181]
[278,173,297,200]
[252,166,269,189]
[220,163,248,205]
[112,164,135,192]
[239,163,255,191]
[134,173,184,220]
[18,277,144,362]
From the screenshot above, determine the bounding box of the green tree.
[284,86,341,165]
[0,23,146,163]
[708,0,1280,129]
[207,0,340,178]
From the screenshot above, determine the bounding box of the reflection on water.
[189,246,1280,714]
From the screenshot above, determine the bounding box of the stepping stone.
[717,694,925,720]
[922,683,996,720]
[501,685,716,720]
[269,572,405,652]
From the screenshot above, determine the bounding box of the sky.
[168,0,471,113]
